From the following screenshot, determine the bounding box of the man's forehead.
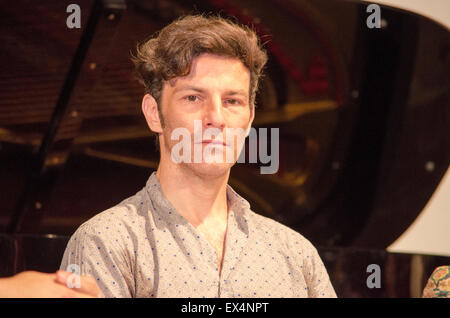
[166,53,250,88]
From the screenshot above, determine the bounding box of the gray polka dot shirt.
[60,172,337,298]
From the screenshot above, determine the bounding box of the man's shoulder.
[246,209,304,238]
[71,188,151,239]
[246,209,316,251]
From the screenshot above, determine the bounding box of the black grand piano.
[0,0,449,297]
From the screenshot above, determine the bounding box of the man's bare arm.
[0,270,102,298]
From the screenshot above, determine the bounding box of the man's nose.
[204,95,225,129]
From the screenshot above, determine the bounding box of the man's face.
[158,53,254,177]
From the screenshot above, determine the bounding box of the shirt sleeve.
[60,221,135,298]
[303,244,337,298]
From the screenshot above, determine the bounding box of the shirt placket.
[218,209,248,298]
[188,227,220,297]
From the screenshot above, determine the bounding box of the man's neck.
[155,163,230,228]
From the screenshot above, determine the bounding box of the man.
[60,14,336,298]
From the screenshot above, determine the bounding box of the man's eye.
[225,99,241,105]
[185,95,198,102]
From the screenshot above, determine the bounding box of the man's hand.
[0,270,103,298]
[54,270,103,298]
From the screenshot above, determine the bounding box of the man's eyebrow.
[224,89,248,97]
[173,85,205,93]
[173,85,248,97]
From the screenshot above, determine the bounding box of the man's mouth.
[200,140,228,147]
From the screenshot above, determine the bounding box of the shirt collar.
[145,172,250,234]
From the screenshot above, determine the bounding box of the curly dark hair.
[131,14,268,125]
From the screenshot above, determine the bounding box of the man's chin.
[185,162,234,178]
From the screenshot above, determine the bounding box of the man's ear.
[142,94,163,134]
